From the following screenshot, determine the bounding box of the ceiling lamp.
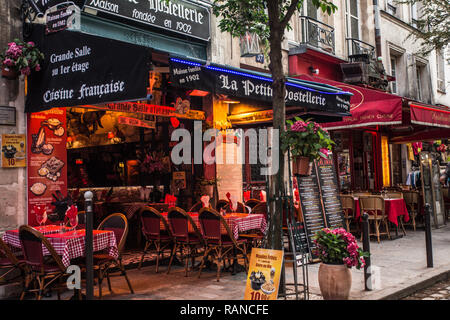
[188,89,210,97]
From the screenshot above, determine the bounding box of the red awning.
[390,128,450,144]
[409,102,450,129]
[296,75,403,130]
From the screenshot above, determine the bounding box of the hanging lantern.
[240,31,261,57]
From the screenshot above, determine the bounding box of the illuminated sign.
[84,102,205,120]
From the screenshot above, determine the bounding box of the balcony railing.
[299,16,335,55]
[346,38,376,61]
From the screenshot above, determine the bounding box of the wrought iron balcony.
[299,16,335,55]
[346,38,375,61]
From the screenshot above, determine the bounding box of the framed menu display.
[27,108,67,226]
[420,152,445,228]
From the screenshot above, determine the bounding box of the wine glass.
[35,208,47,228]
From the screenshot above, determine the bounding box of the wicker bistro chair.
[216,199,230,212]
[386,192,403,199]
[89,213,134,299]
[139,206,174,272]
[189,201,204,213]
[0,237,26,285]
[224,202,248,213]
[359,196,391,243]
[18,225,68,300]
[340,195,356,233]
[166,207,206,276]
[244,199,261,210]
[403,191,419,231]
[197,207,248,282]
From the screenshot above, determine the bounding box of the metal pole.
[362,213,372,291]
[84,191,94,300]
[424,203,433,268]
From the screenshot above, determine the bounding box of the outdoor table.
[160,212,267,240]
[354,197,410,226]
[2,225,118,268]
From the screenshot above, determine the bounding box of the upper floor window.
[416,65,423,101]
[390,57,398,94]
[305,0,318,20]
[386,0,397,16]
[411,3,419,28]
[345,0,360,40]
[437,50,446,93]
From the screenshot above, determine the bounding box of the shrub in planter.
[313,228,369,300]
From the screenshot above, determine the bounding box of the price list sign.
[316,158,345,229]
[297,166,326,259]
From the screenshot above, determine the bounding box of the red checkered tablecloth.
[2,228,118,268]
[161,212,267,240]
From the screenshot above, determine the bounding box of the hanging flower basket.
[0,39,44,79]
[281,117,334,176]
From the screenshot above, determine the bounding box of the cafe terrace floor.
[10,223,450,300]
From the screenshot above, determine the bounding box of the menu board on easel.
[296,165,326,260]
[316,158,345,229]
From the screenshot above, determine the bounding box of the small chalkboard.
[289,221,310,255]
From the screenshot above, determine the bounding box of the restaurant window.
[242,127,267,196]
[332,131,351,191]
[345,0,360,40]
[390,56,398,94]
[391,144,403,186]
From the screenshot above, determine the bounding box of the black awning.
[25,24,149,113]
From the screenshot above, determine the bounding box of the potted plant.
[196,177,219,198]
[140,151,169,186]
[281,117,334,175]
[313,228,369,300]
[0,39,44,80]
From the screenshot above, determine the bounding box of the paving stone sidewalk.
[7,224,450,300]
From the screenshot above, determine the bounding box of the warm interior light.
[75,159,83,165]
[107,132,115,139]
[188,90,210,97]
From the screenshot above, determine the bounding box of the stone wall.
[0,0,27,233]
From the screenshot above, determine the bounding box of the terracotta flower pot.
[201,185,214,197]
[318,263,352,300]
[1,66,18,80]
[292,156,312,176]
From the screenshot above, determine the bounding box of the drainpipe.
[372,0,382,58]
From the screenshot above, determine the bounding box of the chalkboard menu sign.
[316,158,345,229]
[296,157,345,260]
[297,164,326,259]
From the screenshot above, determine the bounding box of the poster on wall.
[244,248,283,300]
[1,134,26,168]
[27,108,67,226]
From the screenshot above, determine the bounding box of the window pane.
[307,0,318,19]
[350,0,358,17]
[351,17,359,39]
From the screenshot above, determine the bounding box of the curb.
[379,269,450,300]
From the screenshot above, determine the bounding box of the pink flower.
[27,41,35,47]
[291,120,307,132]
[319,148,330,158]
[20,66,30,75]
[35,64,41,72]
[2,58,13,66]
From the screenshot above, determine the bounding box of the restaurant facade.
[15,0,356,254]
